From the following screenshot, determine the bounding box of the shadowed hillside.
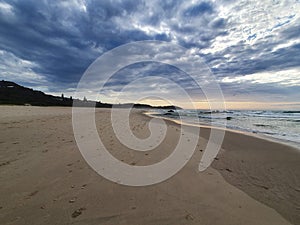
[0,80,180,110]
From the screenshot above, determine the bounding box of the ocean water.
[149,109,300,148]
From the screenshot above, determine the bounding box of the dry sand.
[0,106,299,225]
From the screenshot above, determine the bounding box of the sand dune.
[0,106,299,225]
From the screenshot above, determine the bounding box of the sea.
[148,109,300,148]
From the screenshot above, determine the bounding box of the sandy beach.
[0,106,299,225]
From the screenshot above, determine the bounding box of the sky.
[0,0,300,109]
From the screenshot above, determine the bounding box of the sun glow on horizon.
[139,99,300,110]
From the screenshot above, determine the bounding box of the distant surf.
[149,109,300,148]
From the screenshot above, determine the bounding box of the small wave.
[198,115,230,120]
[198,110,233,114]
[259,131,278,135]
[253,124,275,128]
[283,111,300,113]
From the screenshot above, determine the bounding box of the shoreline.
[144,110,300,224]
[0,106,299,224]
[145,111,300,151]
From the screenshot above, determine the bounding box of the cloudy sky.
[0,0,300,109]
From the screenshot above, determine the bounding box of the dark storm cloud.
[0,0,220,87]
[0,0,94,84]
[0,0,299,104]
[0,0,155,86]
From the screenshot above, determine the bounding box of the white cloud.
[59,0,87,12]
[0,2,13,13]
[271,39,300,52]
[0,50,47,85]
[202,0,300,54]
[221,68,300,86]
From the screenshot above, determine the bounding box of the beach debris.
[28,190,39,197]
[71,207,86,218]
[260,185,269,190]
[253,183,269,190]
[214,157,219,160]
[81,184,87,189]
[225,168,232,172]
[69,199,76,203]
[226,117,232,120]
[185,214,194,221]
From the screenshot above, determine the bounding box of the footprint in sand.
[0,161,10,167]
